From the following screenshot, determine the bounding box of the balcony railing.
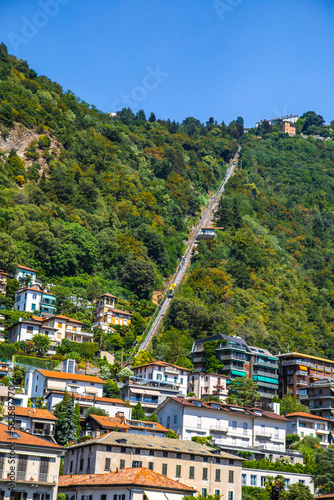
[209,426,229,433]
[255,431,272,439]
[0,470,57,483]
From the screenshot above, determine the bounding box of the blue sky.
[1,0,333,127]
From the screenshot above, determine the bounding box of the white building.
[59,468,196,500]
[0,422,63,500]
[157,397,288,455]
[256,115,299,127]
[16,264,38,285]
[286,412,331,448]
[15,286,56,315]
[132,361,190,396]
[242,468,314,493]
[188,372,228,400]
[3,406,57,439]
[25,368,105,400]
[7,314,94,346]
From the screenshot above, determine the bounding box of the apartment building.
[45,391,131,420]
[299,378,334,423]
[59,468,196,500]
[157,397,288,456]
[63,431,243,499]
[278,352,334,399]
[16,264,38,285]
[15,287,57,315]
[286,412,330,448]
[84,412,168,438]
[0,270,8,296]
[256,115,299,127]
[4,406,57,440]
[93,293,132,332]
[188,372,228,400]
[7,314,94,345]
[132,361,190,396]
[25,369,105,401]
[0,422,63,500]
[242,468,313,493]
[191,334,279,400]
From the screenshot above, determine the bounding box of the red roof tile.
[0,423,62,448]
[46,391,124,404]
[4,407,57,421]
[38,369,105,384]
[59,468,195,491]
[17,265,38,272]
[286,412,331,421]
[53,315,83,324]
[88,415,168,432]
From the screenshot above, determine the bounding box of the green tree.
[32,334,51,356]
[226,377,260,407]
[85,407,108,417]
[165,430,178,439]
[313,445,334,493]
[285,434,300,449]
[286,482,313,500]
[133,350,152,367]
[265,475,286,500]
[148,112,156,122]
[203,340,224,374]
[175,355,194,370]
[121,259,156,299]
[13,367,26,387]
[146,413,158,422]
[54,392,81,445]
[103,379,121,398]
[279,394,309,415]
[132,402,145,420]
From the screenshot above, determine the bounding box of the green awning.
[254,375,279,384]
[231,370,246,377]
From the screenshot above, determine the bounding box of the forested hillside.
[156,130,334,362]
[0,43,238,320]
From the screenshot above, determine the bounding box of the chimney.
[115,411,125,424]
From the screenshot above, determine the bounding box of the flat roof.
[278,352,334,364]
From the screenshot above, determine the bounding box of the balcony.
[164,366,180,375]
[210,426,229,433]
[255,370,278,378]
[254,360,279,369]
[0,470,58,483]
[255,431,272,439]
[297,380,307,386]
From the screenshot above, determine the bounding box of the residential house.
[256,115,299,127]
[120,375,182,414]
[187,372,228,400]
[16,264,38,285]
[191,334,279,401]
[48,314,94,343]
[59,468,196,500]
[157,397,290,459]
[278,352,334,399]
[15,287,57,315]
[0,360,10,382]
[286,412,330,448]
[63,431,243,499]
[83,412,168,438]
[93,293,133,332]
[132,361,190,396]
[4,407,57,441]
[0,270,8,296]
[241,468,313,493]
[0,422,63,500]
[299,378,334,423]
[45,392,131,420]
[282,121,296,135]
[25,369,105,402]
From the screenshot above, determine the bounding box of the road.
[133,149,240,356]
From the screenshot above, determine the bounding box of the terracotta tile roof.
[88,415,168,432]
[37,369,105,384]
[53,315,83,324]
[59,467,195,492]
[0,270,9,276]
[97,293,117,299]
[0,422,62,448]
[17,265,38,272]
[287,412,331,421]
[45,391,124,404]
[111,308,133,316]
[4,407,57,421]
[133,360,191,371]
[67,431,240,459]
[316,495,334,499]
[32,315,45,322]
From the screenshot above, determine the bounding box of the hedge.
[15,355,59,370]
[243,459,309,474]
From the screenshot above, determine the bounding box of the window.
[216,457,221,464]
[203,468,208,480]
[197,416,202,429]
[79,459,84,471]
[132,461,142,468]
[261,476,266,487]
[228,459,234,465]
[174,415,177,424]
[162,463,167,475]
[176,464,181,477]
[174,376,177,383]
[101,496,107,500]
[190,454,195,461]
[177,452,181,459]
[299,480,305,485]
[203,456,208,462]
[167,416,170,428]
[31,304,36,311]
[135,448,141,455]
[165,375,168,381]
[215,491,220,497]
[228,470,234,483]
[121,446,126,453]
[180,377,183,384]
[243,422,248,435]
[189,466,195,479]
[284,479,290,488]
[120,459,125,469]
[27,326,34,333]
[87,457,91,470]
[58,322,62,328]
[148,462,154,470]
[250,475,257,486]
[215,469,221,482]
[275,427,279,439]
[149,450,154,456]
[69,461,73,473]
[232,420,237,429]
[105,458,111,470]
[242,474,246,486]
[228,492,234,500]
[202,489,207,498]
[163,451,168,458]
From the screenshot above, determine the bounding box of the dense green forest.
[155,127,334,362]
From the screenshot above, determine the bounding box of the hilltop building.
[0,422,63,500]
[63,431,243,499]
[16,264,39,285]
[282,121,296,135]
[191,334,279,401]
[256,114,299,127]
[15,286,57,314]
[93,293,133,332]
[278,352,334,399]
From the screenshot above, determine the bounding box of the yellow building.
[94,293,133,332]
[0,269,8,296]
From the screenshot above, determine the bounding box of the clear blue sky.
[1,0,333,127]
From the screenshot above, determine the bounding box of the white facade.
[26,369,104,400]
[16,265,38,284]
[59,485,189,500]
[188,372,228,400]
[157,398,287,454]
[242,468,314,494]
[132,362,189,396]
[15,287,56,314]
[7,317,58,344]
[286,413,330,448]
